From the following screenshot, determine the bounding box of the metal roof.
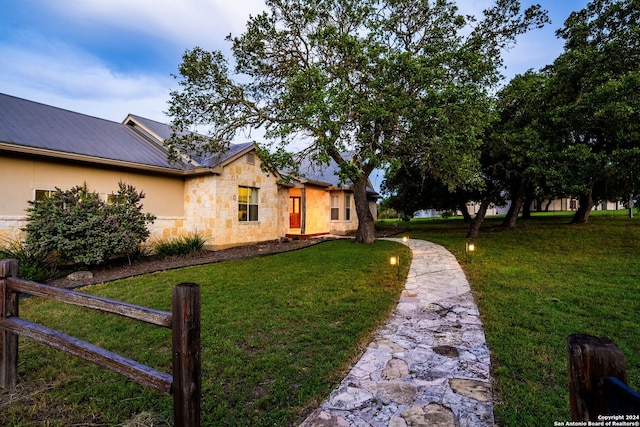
[125,114,255,169]
[0,93,256,173]
[0,93,185,171]
[295,151,379,196]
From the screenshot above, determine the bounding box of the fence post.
[172,283,201,427]
[567,333,627,420]
[1,259,19,389]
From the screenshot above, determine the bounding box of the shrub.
[153,233,207,256]
[23,182,156,267]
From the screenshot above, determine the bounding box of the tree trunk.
[353,176,376,244]
[629,193,634,219]
[502,184,525,228]
[571,192,595,224]
[458,201,472,222]
[466,189,499,238]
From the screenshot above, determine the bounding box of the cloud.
[0,35,173,122]
[46,0,267,49]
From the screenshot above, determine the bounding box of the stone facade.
[0,216,27,242]
[182,153,287,249]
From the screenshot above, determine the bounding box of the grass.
[0,239,410,426]
[397,210,640,426]
[4,213,639,426]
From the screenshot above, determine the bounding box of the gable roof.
[294,151,379,197]
[124,114,255,170]
[0,93,256,175]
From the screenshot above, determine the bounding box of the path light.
[389,255,400,279]
[465,242,476,253]
[402,236,408,243]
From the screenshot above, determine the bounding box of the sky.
[1,0,591,125]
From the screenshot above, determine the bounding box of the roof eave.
[0,142,198,176]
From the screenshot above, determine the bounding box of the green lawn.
[3,213,639,426]
[0,239,410,426]
[400,211,640,426]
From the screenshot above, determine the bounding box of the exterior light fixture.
[389,256,400,279]
[402,236,408,243]
[465,242,476,253]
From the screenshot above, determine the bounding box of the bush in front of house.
[153,233,207,256]
[23,182,156,267]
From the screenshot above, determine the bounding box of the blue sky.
[0,0,589,124]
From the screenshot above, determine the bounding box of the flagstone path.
[300,238,494,427]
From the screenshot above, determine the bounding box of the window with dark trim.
[34,189,54,201]
[238,186,259,221]
[330,195,339,220]
[345,194,351,221]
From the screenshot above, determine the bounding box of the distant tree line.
[383,0,640,237]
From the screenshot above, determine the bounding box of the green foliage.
[544,0,640,221]
[167,0,549,242]
[0,239,56,282]
[153,233,207,256]
[23,182,156,267]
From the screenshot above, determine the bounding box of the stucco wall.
[329,190,358,235]
[0,156,185,217]
[301,186,331,235]
[0,155,185,244]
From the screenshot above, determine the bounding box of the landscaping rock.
[66,271,93,281]
[449,378,492,402]
[382,358,410,380]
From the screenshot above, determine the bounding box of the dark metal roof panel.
[297,153,351,187]
[126,114,255,169]
[126,114,174,141]
[194,142,255,168]
[0,93,182,170]
[295,151,379,195]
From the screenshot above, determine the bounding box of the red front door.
[289,197,301,228]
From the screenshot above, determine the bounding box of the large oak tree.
[167,0,548,243]
[546,0,640,223]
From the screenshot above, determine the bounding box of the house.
[0,93,378,249]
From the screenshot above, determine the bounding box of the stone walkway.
[301,238,494,427]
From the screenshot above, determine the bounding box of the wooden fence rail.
[568,333,640,420]
[0,258,201,427]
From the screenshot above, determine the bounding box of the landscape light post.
[389,256,400,280]
[465,242,476,253]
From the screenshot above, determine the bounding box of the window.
[238,186,259,221]
[246,152,255,165]
[345,194,351,221]
[35,189,54,201]
[330,195,339,220]
[107,193,125,206]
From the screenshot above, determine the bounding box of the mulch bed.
[47,226,407,289]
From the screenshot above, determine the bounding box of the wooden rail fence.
[0,258,201,426]
[568,333,640,420]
